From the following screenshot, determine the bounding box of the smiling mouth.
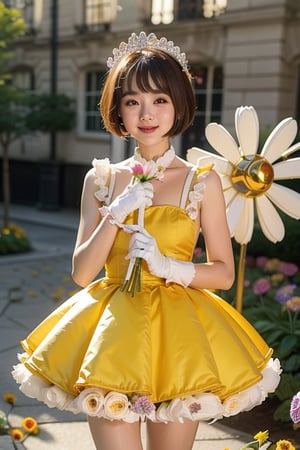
[138,126,158,133]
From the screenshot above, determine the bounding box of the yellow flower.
[275,440,295,450]
[22,416,39,435]
[271,273,285,285]
[52,286,66,301]
[63,275,72,283]
[254,430,269,445]
[10,428,24,441]
[27,290,38,298]
[3,392,16,404]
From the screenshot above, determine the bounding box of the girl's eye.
[125,99,138,106]
[155,98,167,104]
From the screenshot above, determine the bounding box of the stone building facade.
[4,0,300,207]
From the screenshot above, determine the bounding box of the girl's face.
[119,75,175,152]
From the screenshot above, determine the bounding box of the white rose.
[18,373,51,400]
[122,409,140,423]
[72,388,105,416]
[12,363,32,385]
[155,402,173,423]
[238,385,264,412]
[168,398,191,422]
[259,358,282,394]
[223,394,243,417]
[103,392,129,420]
[44,385,74,410]
[187,393,223,421]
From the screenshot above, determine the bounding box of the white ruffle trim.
[12,356,281,423]
[185,168,212,220]
[92,157,112,204]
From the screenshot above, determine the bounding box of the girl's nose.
[140,107,153,121]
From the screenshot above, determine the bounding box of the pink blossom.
[290,392,300,423]
[189,402,202,414]
[131,163,144,176]
[286,296,300,312]
[244,279,250,288]
[132,396,155,415]
[193,247,203,259]
[256,256,269,269]
[252,278,271,295]
[278,262,299,277]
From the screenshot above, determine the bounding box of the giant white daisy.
[187,106,300,244]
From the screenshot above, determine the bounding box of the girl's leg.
[87,416,143,450]
[146,420,199,450]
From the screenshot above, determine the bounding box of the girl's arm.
[190,170,235,290]
[71,169,119,287]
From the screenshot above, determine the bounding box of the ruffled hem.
[12,355,281,423]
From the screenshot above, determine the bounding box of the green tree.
[0,2,26,84]
[0,2,27,227]
[26,93,75,150]
[0,85,29,227]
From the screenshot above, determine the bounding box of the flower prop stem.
[235,243,248,313]
[120,206,145,296]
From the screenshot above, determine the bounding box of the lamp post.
[50,0,57,160]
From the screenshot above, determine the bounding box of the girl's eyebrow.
[121,90,138,97]
[121,89,164,97]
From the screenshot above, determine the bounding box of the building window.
[84,71,105,132]
[4,0,34,32]
[84,0,117,30]
[12,69,34,92]
[182,64,223,151]
[151,0,227,23]
[151,0,174,24]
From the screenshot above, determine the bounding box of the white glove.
[103,182,153,223]
[126,227,195,287]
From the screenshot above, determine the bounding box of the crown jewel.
[107,31,189,72]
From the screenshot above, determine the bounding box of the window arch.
[77,67,107,135]
[181,64,223,152]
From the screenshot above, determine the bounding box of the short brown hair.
[100,48,196,138]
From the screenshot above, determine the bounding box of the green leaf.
[278,335,299,357]
[273,398,293,423]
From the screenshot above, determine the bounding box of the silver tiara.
[107,31,189,72]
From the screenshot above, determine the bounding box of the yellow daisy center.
[231,154,274,197]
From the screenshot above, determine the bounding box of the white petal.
[273,157,300,180]
[256,195,285,243]
[235,106,259,156]
[226,195,246,236]
[223,186,237,207]
[282,141,300,158]
[234,198,254,244]
[186,148,232,175]
[261,118,298,163]
[205,123,241,164]
[266,183,300,219]
[186,147,212,164]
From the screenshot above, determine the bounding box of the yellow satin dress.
[20,205,273,408]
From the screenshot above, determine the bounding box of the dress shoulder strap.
[181,164,214,220]
[179,167,197,209]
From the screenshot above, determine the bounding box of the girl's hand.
[126,227,195,287]
[106,182,153,223]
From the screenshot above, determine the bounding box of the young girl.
[13,32,281,450]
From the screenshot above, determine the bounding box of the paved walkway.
[0,204,252,449]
